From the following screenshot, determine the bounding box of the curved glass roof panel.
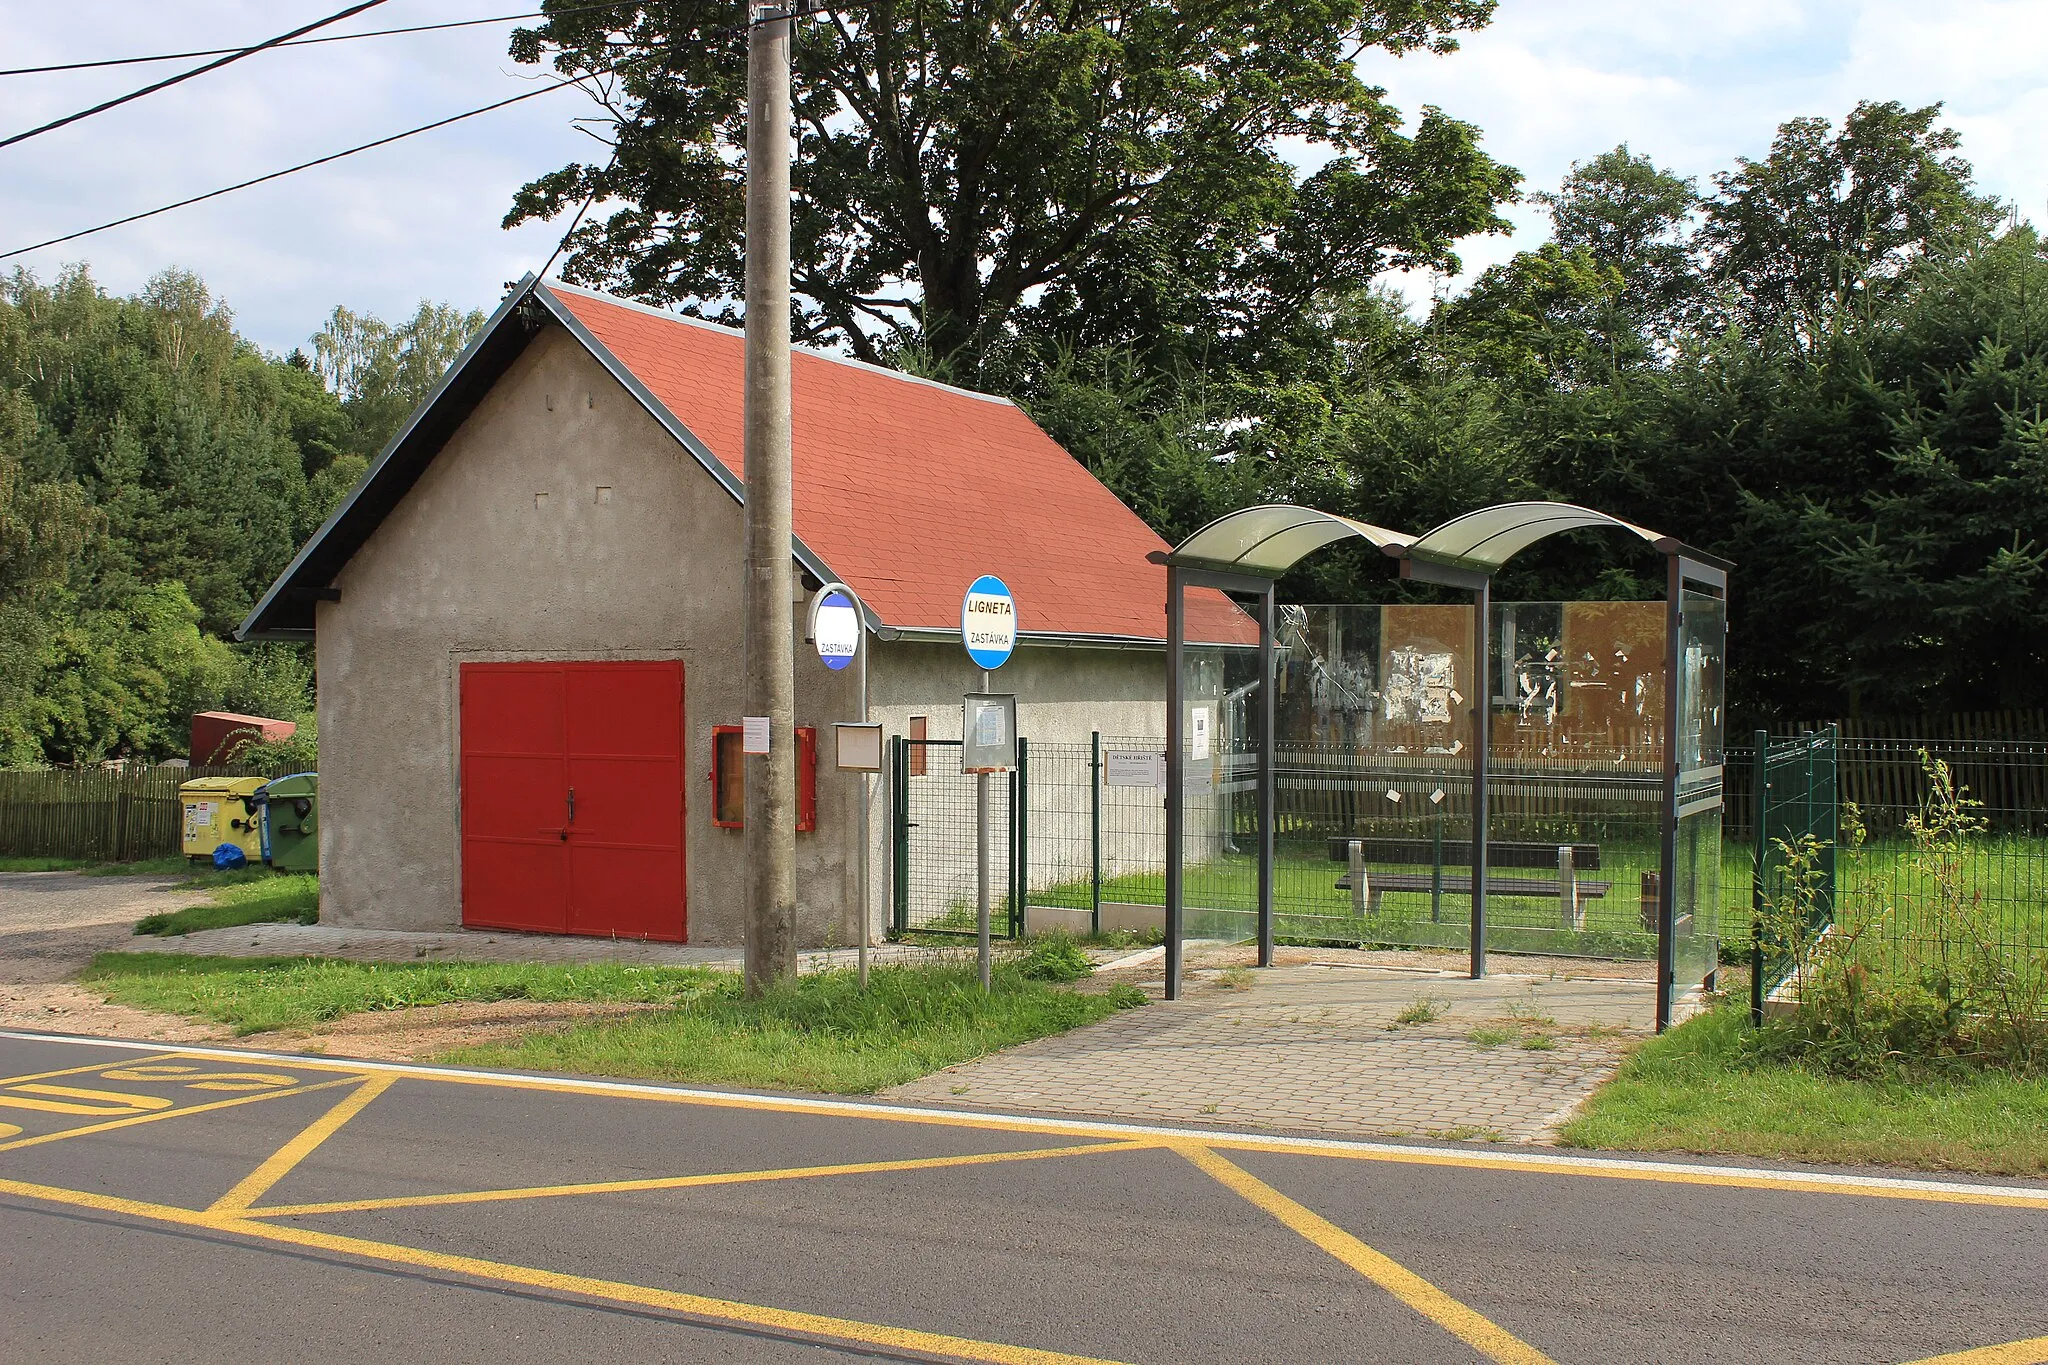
[1171,504,1412,575]
[1405,501,1662,570]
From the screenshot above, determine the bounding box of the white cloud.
[1360,0,2047,304]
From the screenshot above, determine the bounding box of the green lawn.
[1029,842,1691,957]
[85,953,727,1033]
[0,855,90,872]
[1558,1006,2048,1175]
[133,872,319,936]
[82,953,1140,1094]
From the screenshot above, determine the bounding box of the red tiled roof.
[547,285,1253,645]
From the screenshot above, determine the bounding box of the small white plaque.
[834,722,883,772]
[1105,751,1164,788]
[742,716,771,755]
[1189,705,1213,761]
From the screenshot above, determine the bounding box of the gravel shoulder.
[0,869,231,1039]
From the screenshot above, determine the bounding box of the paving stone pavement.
[887,962,1654,1143]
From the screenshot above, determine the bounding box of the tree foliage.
[507,0,1516,373]
[0,267,479,764]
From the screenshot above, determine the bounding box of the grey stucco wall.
[862,640,1168,935]
[316,324,866,946]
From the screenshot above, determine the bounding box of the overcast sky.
[4,1,2044,357]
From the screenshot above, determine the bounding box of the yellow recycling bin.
[180,776,268,863]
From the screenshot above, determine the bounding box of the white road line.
[5,1027,2046,1204]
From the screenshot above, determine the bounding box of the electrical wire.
[3,82,572,260]
[0,0,394,151]
[0,2,646,79]
[0,36,742,261]
[534,153,617,282]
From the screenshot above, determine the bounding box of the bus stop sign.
[961,575,1016,670]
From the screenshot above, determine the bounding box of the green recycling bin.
[260,772,320,873]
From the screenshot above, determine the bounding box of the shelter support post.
[1657,552,1681,1032]
[1470,575,1491,980]
[1164,565,1185,1001]
[1257,584,1276,967]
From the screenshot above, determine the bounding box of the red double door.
[459,661,687,942]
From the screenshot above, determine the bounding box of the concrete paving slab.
[888,962,1652,1142]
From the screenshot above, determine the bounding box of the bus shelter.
[1152,502,1730,1031]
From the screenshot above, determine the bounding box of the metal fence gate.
[1748,725,1839,1019]
[889,736,1026,938]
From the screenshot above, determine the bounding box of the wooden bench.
[1328,837,1612,929]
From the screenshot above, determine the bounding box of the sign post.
[809,581,881,988]
[960,575,1017,991]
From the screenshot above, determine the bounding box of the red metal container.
[190,712,296,766]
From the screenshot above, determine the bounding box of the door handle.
[567,787,576,824]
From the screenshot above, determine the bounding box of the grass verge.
[0,854,233,877]
[84,954,724,1034]
[446,964,1141,1093]
[133,873,319,936]
[1558,1006,2048,1175]
[82,954,1140,1093]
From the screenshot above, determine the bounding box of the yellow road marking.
[1197,1135,2048,1212]
[0,1173,1131,1365]
[0,1123,18,1139]
[212,1074,395,1213]
[0,1051,193,1089]
[100,1064,301,1092]
[1902,1337,2048,1364]
[0,1093,157,1116]
[0,1075,364,1154]
[1177,1143,1559,1365]
[244,1138,1155,1218]
[14,1038,2048,1212]
[10,1083,176,1111]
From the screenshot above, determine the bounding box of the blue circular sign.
[961,574,1016,670]
[814,590,859,671]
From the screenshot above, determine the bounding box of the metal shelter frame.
[1152,501,1732,1031]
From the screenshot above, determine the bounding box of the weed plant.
[1748,753,2048,1078]
[1017,930,1092,982]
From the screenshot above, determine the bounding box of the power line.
[2,81,574,260]
[535,153,618,282]
[0,36,730,261]
[0,2,644,78]
[0,0,393,151]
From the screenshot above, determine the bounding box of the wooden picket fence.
[1770,711,2048,832]
[0,766,272,863]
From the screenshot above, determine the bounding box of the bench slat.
[1334,873,1613,898]
[1325,837,1601,871]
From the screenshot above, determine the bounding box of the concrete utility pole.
[742,1,797,994]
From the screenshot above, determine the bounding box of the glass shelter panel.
[1670,587,1728,991]
[1209,601,1673,960]
[1177,639,1259,942]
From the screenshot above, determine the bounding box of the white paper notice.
[742,716,771,755]
[1105,751,1165,788]
[1190,705,1213,761]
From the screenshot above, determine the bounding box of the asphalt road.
[1,1030,2044,1365]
